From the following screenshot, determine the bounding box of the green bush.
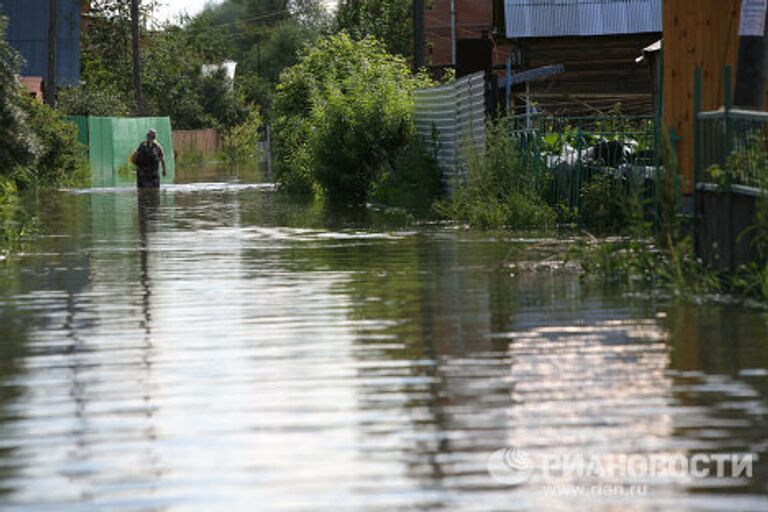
[273,33,434,202]
[15,94,90,189]
[371,139,444,211]
[221,109,263,165]
[57,83,131,117]
[0,16,88,190]
[579,173,646,235]
[439,121,556,230]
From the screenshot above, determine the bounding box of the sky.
[154,0,337,22]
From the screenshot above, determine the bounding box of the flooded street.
[1,171,767,511]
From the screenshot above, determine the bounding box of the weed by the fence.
[437,121,556,230]
[176,146,206,169]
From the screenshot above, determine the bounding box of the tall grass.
[437,120,556,230]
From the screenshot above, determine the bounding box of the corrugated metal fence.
[414,72,486,191]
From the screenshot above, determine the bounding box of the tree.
[1,16,87,188]
[335,0,412,57]
[272,33,433,200]
[0,16,37,174]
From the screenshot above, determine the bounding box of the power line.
[184,8,292,31]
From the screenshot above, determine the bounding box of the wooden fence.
[173,129,222,159]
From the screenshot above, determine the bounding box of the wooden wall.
[19,76,44,102]
[520,34,660,115]
[662,0,761,191]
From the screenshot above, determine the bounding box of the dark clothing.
[135,140,164,189]
[137,167,161,189]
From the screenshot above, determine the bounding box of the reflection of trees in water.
[301,232,515,490]
[0,304,32,496]
[0,191,93,497]
[0,190,169,500]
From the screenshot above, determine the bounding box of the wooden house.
[424,0,662,115]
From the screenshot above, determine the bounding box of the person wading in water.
[132,129,167,188]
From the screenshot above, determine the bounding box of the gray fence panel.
[414,72,487,192]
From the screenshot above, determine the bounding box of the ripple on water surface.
[0,183,766,511]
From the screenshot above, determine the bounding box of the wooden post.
[45,0,57,107]
[723,66,735,272]
[413,0,425,71]
[131,0,143,114]
[505,55,512,113]
[450,0,457,67]
[693,68,703,253]
[734,0,768,109]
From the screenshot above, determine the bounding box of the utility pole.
[45,0,57,107]
[131,0,143,114]
[413,0,425,71]
[450,0,457,67]
[734,0,768,109]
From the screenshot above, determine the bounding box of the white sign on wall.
[739,0,768,37]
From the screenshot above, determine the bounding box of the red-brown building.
[424,0,662,115]
[19,76,44,102]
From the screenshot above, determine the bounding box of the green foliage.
[0,16,88,191]
[335,0,412,57]
[0,16,37,176]
[371,139,444,211]
[243,21,321,84]
[579,173,646,235]
[439,121,556,230]
[56,83,131,117]
[0,15,79,254]
[80,3,257,130]
[571,235,719,299]
[273,33,434,202]
[175,146,205,170]
[222,109,263,165]
[706,131,768,188]
[0,179,37,256]
[16,95,90,189]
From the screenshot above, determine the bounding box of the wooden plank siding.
[663,0,744,192]
[425,1,659,115]
[519,34,660,115]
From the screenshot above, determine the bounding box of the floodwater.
[0,167,767,511]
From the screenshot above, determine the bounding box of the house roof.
[504,0,662,39]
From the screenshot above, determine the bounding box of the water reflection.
[0,183,765,511]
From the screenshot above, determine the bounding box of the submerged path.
[0,177,767,511]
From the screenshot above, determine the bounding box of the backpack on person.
[133,141,159,169]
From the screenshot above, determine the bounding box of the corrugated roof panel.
[505,0,662,38]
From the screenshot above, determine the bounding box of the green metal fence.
[505,113,660,218]
[693,66,768,271]
[698,109,768,190]
[67,116,175,188]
